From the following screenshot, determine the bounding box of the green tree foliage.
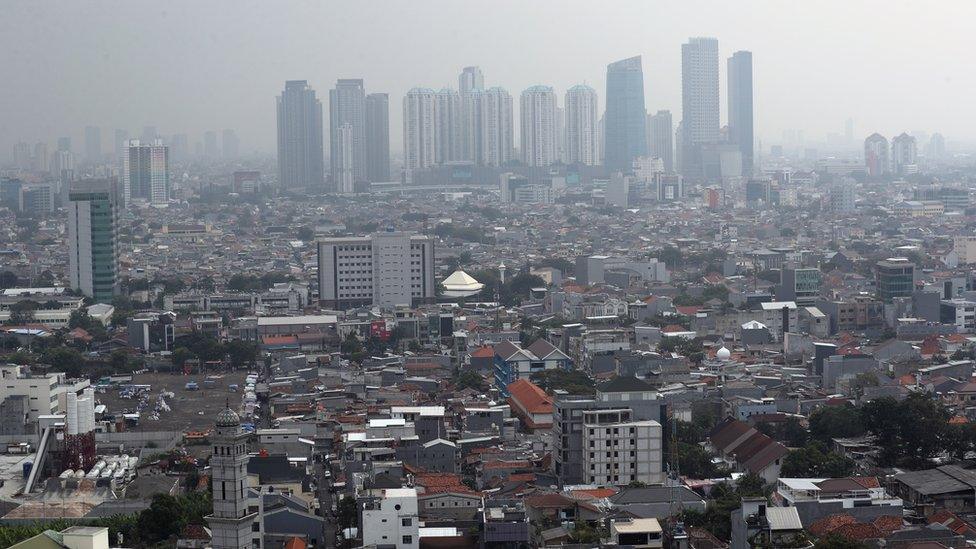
[808,405,865,443]
[530,369,594,395]
[226,272,296,292]
[7,300,38,325]
[0,271,18,290]
[455,369,486,391]
[861,393,951,468]
[433,223,489,244]
[670,442,729,480]
[681,474,765,541]
[568,520,605,544]
[658,337,704,364]
[337,495,358,530]
[781,443,856,478]
[135,492,212,545]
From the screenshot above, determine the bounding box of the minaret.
[499,262,507,284]
[205,405,257,549]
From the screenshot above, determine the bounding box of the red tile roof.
[808,514,856,537]
[832,522,883,541]
[471,345,495,358]
[872,515,904,535]
[284,537,307,549]
[507,379,553,414]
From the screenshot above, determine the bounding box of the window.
[402,536,413,545]
[402,518,412,527]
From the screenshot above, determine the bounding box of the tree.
[0,270,18,289]
[39,346,86,378]
[809,405,865,443]
[568,520,604,544]
[172,347,194,368]
[137,494,185,544]
[225,340,257,369]
[7,300,38,325]
[337,495,358,530]
[861,393,950,468]
[455,369,486,391]
[781,444,856,478]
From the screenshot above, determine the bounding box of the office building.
[121,139,169,205]
[434,88,462,163]
[222,129,239,159]
[67,179,119,303]
[604,56,648,171]
[403,88,438,176]
[727,51,754,176]
[329,79,366,185]
[864,133,889,178]
[52,149,75,205]
[876,258,915,302]
[276,80,325,188]
[499,173,553,205]
[519,85,558,167]
[564,84,598,166]
[365,93,391,181]
[582,410,663,486]
[84,126,101,164]
[891,132,918,175]
[647,110,674,172]
[206,407,258,549]
[317,232,435,309]
[680,37,720,180]
[459,66,484,162]
[19,182,55,215]
[777,267,822,307]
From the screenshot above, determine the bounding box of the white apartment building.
[362,488,420,549]
[582,409,663,487]
[317,232,435,309]
[519,86,557,167]
[565,84,598,166]
[0,365,90,424]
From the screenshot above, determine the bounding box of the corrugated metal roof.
[766,507,803,531]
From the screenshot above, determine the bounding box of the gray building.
[317,232,435,309]
[329,79,366,186]
[727,51,754,176]
[647,110,674,173]
[67,179,120,303]
[604,56,648,171]
[365,92,391,182]
[680,37,720,180]
[276,80,324,188]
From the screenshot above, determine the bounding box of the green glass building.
[68,179,119,303]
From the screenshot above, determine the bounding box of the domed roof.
[215,407,241,427]
[716,346,731,360]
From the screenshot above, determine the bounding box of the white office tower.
[363,488,420,549]
[121,139,169,206]
[565,84,598,166]
[680,37,720,180]
[206,407,257,549]
[433,88,462,163]
[520,85,558,167]
[336,123,355,194]
[317,232,435,309]
[403,88,437,182]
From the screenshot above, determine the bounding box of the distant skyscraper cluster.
[863,132,921,177]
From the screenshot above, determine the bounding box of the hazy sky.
[3,0,975,159]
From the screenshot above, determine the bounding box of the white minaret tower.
[499,262,507,284]
[206,405,257,549]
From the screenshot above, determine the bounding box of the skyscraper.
[276,80,324,188]
[604,56,648,171]
[113,129,129,161]
[891,133,918,175]
[84,126,101,164]
[12,142,31,171]
[519,85,557,167]
[403,88,437,175]
[68,179,119,303]
[477,87,514,167]
[122,139,169,205]
[329,79,366,186]
[928,133,946,159]
[365,93,391,181]
[434,88,462,164]
[864,133,889,178]
[336,123,355,193]
[564,84,598,166]
[204,131,219,158]
[222,129,239,159]
[459,66,485,162]
[647,110,674,172]
[680,37,720,179]
[727,50,754,176]
[205,407,257,549]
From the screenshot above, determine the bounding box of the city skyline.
[4,1,976,158]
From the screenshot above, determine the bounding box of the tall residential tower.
[680,37,720,180]
[276,80,324,188]
[727,50,754,176]
[564,84,598,166]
